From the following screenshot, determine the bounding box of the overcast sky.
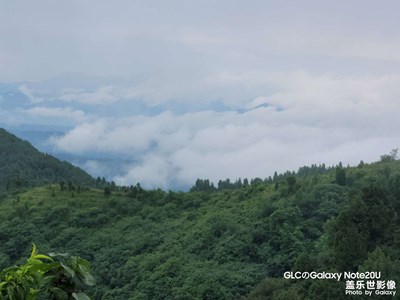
[1,0,400,188]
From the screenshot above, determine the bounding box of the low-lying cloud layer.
[48,72,400,189]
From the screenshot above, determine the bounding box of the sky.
[1,0,400,189]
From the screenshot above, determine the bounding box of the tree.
[335,167,346,186]
[273,171,278,182]
[360,185,395,242]
[286,176,296,195]
[251,178,263,185]
[68,180,75,192]
[380,148,398,162]
[104,186,111,196]
[327,201,369,271]
[59,180,66,191]
[358,247,400,282]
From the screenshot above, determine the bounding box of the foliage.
[335,167,346,186]
[0,244,94,299]
[380,148,398,163]
[0,141,400,298]
[0,128,94,195]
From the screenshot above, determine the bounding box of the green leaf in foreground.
[0,244,95,299]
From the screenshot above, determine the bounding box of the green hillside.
[0,154,399,299]
[0,128,94,196]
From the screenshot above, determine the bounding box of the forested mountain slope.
[0,128,94,196]
[0,154,399,299]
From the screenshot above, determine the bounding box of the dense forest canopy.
[0,129,399,299]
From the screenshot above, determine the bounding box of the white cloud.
[114,154,173,190]
[24,106,86,121]
[59,86,122,105]
[18,85,44,103]
[16,70,400,114]
[49,71,400,189]
[174,32,230,47]
[255,29,400,63]
[50,69,400,111]
[2,1,400,82]
[337,38,400,62]
[48,112,176,154]
[48,121,107,153]
[245,96,269,110]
